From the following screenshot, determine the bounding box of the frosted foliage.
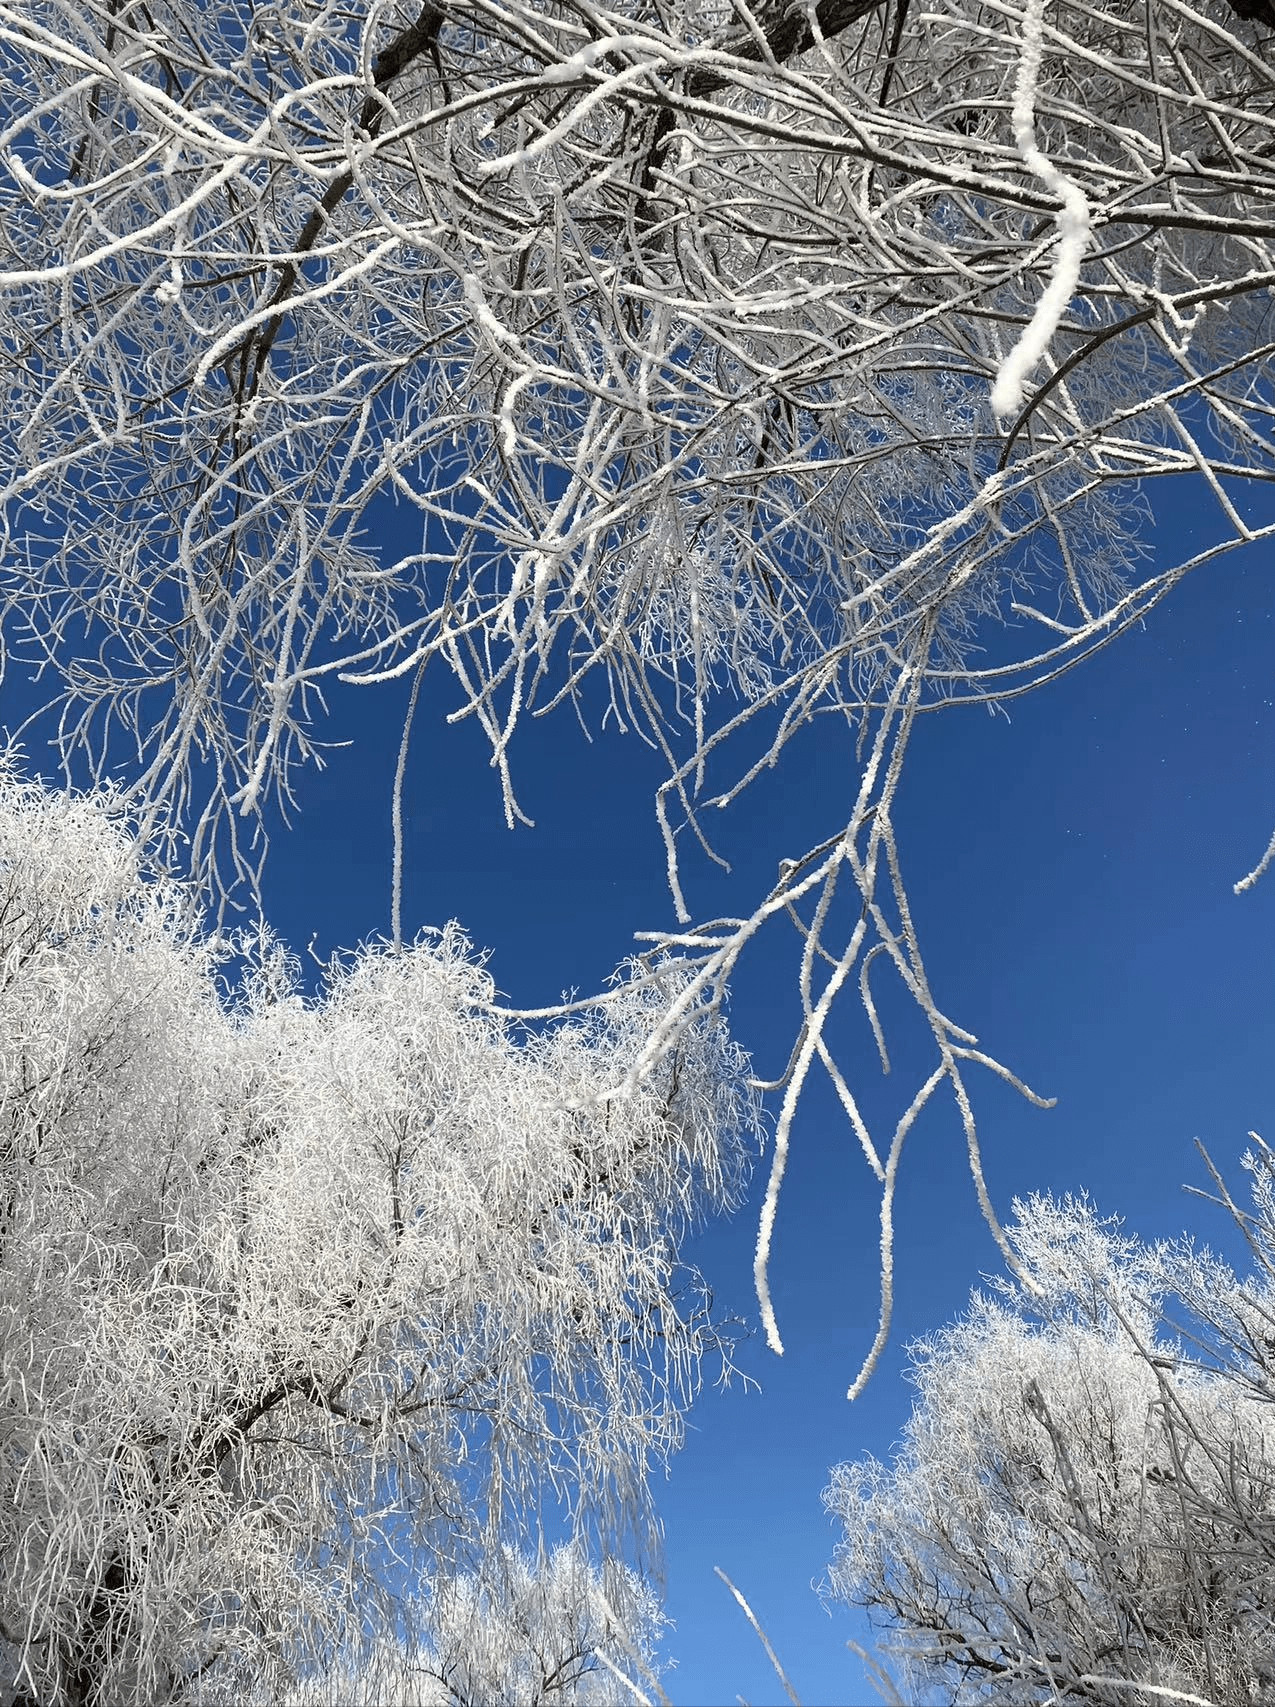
[272,1543,667,1705]
[1143,1136,1275,1405]
[4,0,1275,1393]
[614,517,779,703]
[825,1178,1275,1706]
[0,766,758,1707]
[991,1190,1163,1333]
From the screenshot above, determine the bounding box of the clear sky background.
[5,478,1274,1704]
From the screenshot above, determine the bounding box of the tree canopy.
[270,1542,669,1706]
[3,0,1274,1383]
[824,1146,1275,1704]
[0,757,757,1706]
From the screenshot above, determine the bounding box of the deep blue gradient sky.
[241,484,1275,1703]
[5,480,1274,1704]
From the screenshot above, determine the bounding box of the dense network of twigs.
[0,763,757,1706]
[2,0,1275,1382]
[825,1142,1275,1704]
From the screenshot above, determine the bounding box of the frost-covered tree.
[0,756,758,1707]
[823,1146,1275,1705]
[4,0,1275,1384]
[273,1542,668,1706]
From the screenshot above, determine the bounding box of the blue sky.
[233,484,1275,1703]
[5,481,1274,1704]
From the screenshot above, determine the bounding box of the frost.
[0,766,758,1705]
[990,0,1092,421]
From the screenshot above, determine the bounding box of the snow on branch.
[990,0,1091,422]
